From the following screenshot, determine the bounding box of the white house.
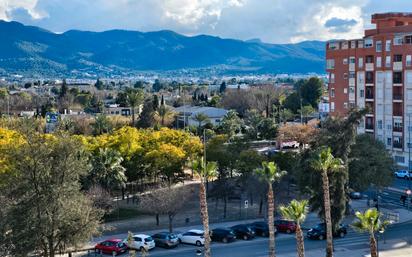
[174,105,228,127]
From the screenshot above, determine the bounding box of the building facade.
[326,13,412,167]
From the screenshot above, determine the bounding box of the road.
[77,221,412,257]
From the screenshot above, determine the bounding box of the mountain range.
[0,20,326,77]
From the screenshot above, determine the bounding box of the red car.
[274,219,297,234]
[95,239,128,255]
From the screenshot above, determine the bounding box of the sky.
[0,0,411,43]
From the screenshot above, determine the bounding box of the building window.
[387,124,392,130]
[331,88,335,97]
[349,72,356,79]
[394,54,403,62]
[365,55,374,63]
[349,86,355,94]
[360,89,365,97]
[386,40,391,51]
[342,41,349,49]
[331,102,335,111]
[376,57,382,68]
[387,138,392,146]
[378,120,383,129]
[328,42,339,50]
[343,73,348,80]
[394,120,403,132]
[326,59,335,69]
[406,36,412,44]
[393,136,403,149]
[393,72,403,84]
[365,38,373,48]
[376,41,382,52]
[358,40,364,48]
[343,58,348,65]
[343,102,348,109]
[330,73,335,83]
[350,41,356,48]
[386,56,391,67]
[358,57,364,68]
[344,88,348,94]
[349,57,356,64]
[395,155,405,163]
[407,55,412,66]
[394,36,403,45]
[366,71,374,83]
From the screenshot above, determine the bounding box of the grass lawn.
[104,208,144,222]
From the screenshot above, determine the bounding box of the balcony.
[365,93,374,101]
[393,94,403,101]
[365,123,374,130]
[366,63,374,71]
[394,62,403,71]
[394,126,403,133]
[393,142,403,149]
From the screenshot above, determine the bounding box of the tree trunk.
[223,196,227,219]
[48,238,55,257]
[296,223,305,257]
[131,108,135,127]
[267,183,276,257]
[322,170,334,257]
[369,234,378,257]
[199,181,212,257]
[156,214,160,226]
[168,214,173,233]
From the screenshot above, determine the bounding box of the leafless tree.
[139,185,193,232]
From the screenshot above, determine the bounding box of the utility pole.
[409,113,411,190]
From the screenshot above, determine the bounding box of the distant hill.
[0,20,326,77]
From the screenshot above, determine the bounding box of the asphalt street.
[77,220,412,257]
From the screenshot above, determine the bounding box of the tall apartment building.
[326,13,412,167]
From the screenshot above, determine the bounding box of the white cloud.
[0,0,44,20]
[2,0,411,43]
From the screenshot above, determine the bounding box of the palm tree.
[255,161,286,257]
[126,89,144,126]
[155,105,175,126]
[192,157,217,257]
[89,148,127,193]
[351,208,389,257]
[279,200,309,257]
[311,147,343,257]
[193,113,210,132]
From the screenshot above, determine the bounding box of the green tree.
[95,78,104,90]
[126,89,144,126]
[279,200,309,257]
[351,208,389,257]
[258,118,278,140]
[1,133,102,257]
[193,113,210,132]
[311,147,343,257]
[137,97,156,128]
[219,110,243,139]
[219,81,227,93]
[300,77,323,109]
[87,148,127,193]
[192,158,217,257]
[299,105,315,123]
[155,105,174,126]
[255,162,286,257]
[284,92,301,113]
[349,134,394,191]
[244,109,263,140]
[92,115,113,135]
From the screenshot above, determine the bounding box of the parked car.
[307,223,347,240]
[179,229,205,246]
[349,191,362,200]
[230,224,255,240]
[210,228,236,243]
[249,221,276,237]
[95,239,128,255]
[151,232,179,248]
[123,234,155,251]
[395,170,411,179]
[274,219,296,234]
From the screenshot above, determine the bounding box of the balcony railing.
[393,94,403,100]
[393,142,403,149]
[394,126,403,133]
[365,124,374,130]
[366,93,374,99]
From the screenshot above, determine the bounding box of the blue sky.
[1,0,411,43]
